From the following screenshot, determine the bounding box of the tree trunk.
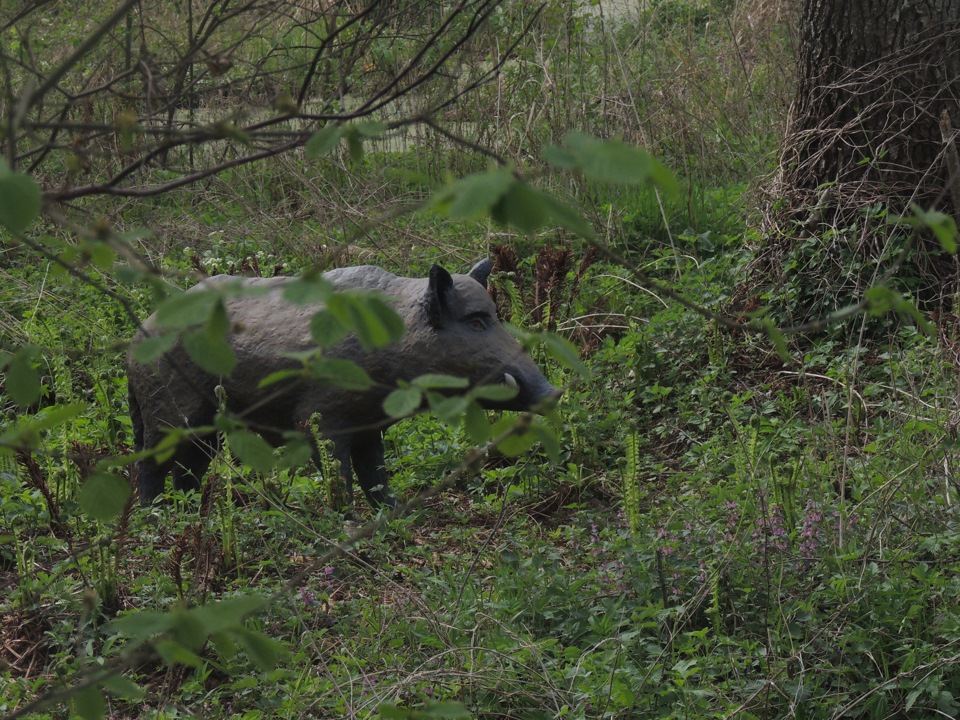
[780,0,960,216]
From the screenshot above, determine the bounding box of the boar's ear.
[427,264,454,327]
[468,259,493,289]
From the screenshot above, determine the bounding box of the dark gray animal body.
[128,260,561,507]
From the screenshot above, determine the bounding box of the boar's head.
[419,259,562,413]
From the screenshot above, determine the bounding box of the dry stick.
[21,0,139,117]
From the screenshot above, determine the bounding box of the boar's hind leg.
[172,434,220,494]
[350,431,396,508]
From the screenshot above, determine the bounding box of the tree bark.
[780,0,960,215]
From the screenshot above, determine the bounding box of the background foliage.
[3,1,960,719]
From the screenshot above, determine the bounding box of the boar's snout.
[497,370,562,413]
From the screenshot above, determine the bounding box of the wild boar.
[128,260,561,508]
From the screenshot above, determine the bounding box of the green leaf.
[383,386,422,418]
[310,309,350,349]
[5,345,41,406]
[463,401,491,444]
[427,393,469,426]
[761,320,791,362]
[233,627,281,671]
[78,472,131,523]
[277,434,314,468]
[227,429,276,473]
[470,384,518,402]
[71,684,106,720]
[346,130,365,161]
[100,675,145,701]
[542,332,589,380]
[154,289,220,329]
[0,403,86,452]
[154,639,204,668]
[191,594,268,635]
[558,131,679,196]
[183,327,237,376]
[108,610,174,642]
[131,331,177,364]
[491,416,539,456]
[539,192,596,239]
[306,125,346,159]
[308,357,374,391]
[355,121,388,137]
[913,204,958,253]
[433,165,513,219]
[258,368,304,388]
[328,292,403,350]
[492,181,547,234]
[0,167,42,234]
[282,273,333,304]
[411,374,470,390]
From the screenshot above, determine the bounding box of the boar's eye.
[463,312,490,331]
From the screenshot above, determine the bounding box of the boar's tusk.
[503,372,519,390]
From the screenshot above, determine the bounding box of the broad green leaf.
[154,639,204,667]
[0,403,85,451]
[541,144,577,170]
[227,429,276,473]
[78,472,131,523]
[233,627,281,671]
[531,422,561,463]
[308,357,374,391]
[0,168,42,234]
[913,205,958,253]
[383,386,422,418]
[757,318,791,362]
[411,374,470,390]
[310,309,350,349]
[170,608,207,651]
[258,368,304,388]
[347,131,364,161]
[560,131,679,196]
[492,181,547,234]
[183,326,237,376]
[463,401,491,444]
[71,684,106,720]
[427,393,469,426]
[211,630,239,662]
[108,610,174,641]
[131,331,177,364]
[306,125,346,158]
[282,273,333,304]
[542,332,589,380]
[191,594,268,635]
[539,192,596,239]
[328,293,403,350]
[277,434,314,468]
[100,675,145,701]
[470,384,518,402]
[360,294,405,347]
[433,165,513,219]
[5,345,41,406]
[153,289,219,329]
[492,416,537,456]
[355,121,388,137]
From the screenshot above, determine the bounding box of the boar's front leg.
[349,430,396,508]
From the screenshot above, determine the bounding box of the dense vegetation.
[2,1,959,719]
